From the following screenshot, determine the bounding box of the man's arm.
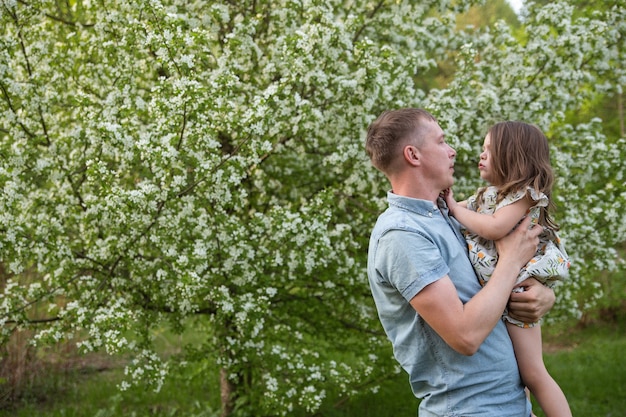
[409,216,542,355]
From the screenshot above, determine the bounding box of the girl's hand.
[442,188,457,214]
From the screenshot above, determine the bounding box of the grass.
[531,320,626,416]
[1,363,221,417]
[1,318,625,417]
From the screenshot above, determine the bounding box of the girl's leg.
[525,387,538,417]
[506,322,572,417]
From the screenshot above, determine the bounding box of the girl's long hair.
[476,121,560,231]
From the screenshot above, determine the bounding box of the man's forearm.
[460,257,522,352]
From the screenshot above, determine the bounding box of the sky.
[507,0,524,14]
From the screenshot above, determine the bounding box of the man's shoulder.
[372,208,431,239]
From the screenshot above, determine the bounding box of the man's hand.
[507,278,556,323]
[495,216,542,272]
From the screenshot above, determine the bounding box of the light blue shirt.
[367,192,531,416]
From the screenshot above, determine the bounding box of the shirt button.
[428,212,433,217]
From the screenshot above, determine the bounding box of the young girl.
[444,121,572,417]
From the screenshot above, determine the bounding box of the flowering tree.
[0,0,624,415]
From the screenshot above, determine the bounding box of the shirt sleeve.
[375,228,450,302]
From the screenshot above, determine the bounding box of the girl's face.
[478,133,494,184]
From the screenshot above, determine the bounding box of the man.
[366,108,555,416]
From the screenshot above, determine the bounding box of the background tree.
[0,0,624,415]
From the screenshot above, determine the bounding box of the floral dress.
[464,186,570,327]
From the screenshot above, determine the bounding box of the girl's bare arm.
[447,195,533,241]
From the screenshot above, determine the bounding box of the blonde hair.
[365,108,436,174]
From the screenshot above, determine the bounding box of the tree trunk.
[618,91,624,137]
[220,367,235,417]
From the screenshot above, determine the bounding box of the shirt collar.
[387,191,442,218]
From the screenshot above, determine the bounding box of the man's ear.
[403,145,420,166]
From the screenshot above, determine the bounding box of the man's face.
[416,119,457,191]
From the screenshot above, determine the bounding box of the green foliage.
[0,0,625,415]
[2,319,626,416]
[459,0,521,29]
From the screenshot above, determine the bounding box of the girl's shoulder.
[525,187,548,206]
[467,185,498,211]
[497,186,548,209]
